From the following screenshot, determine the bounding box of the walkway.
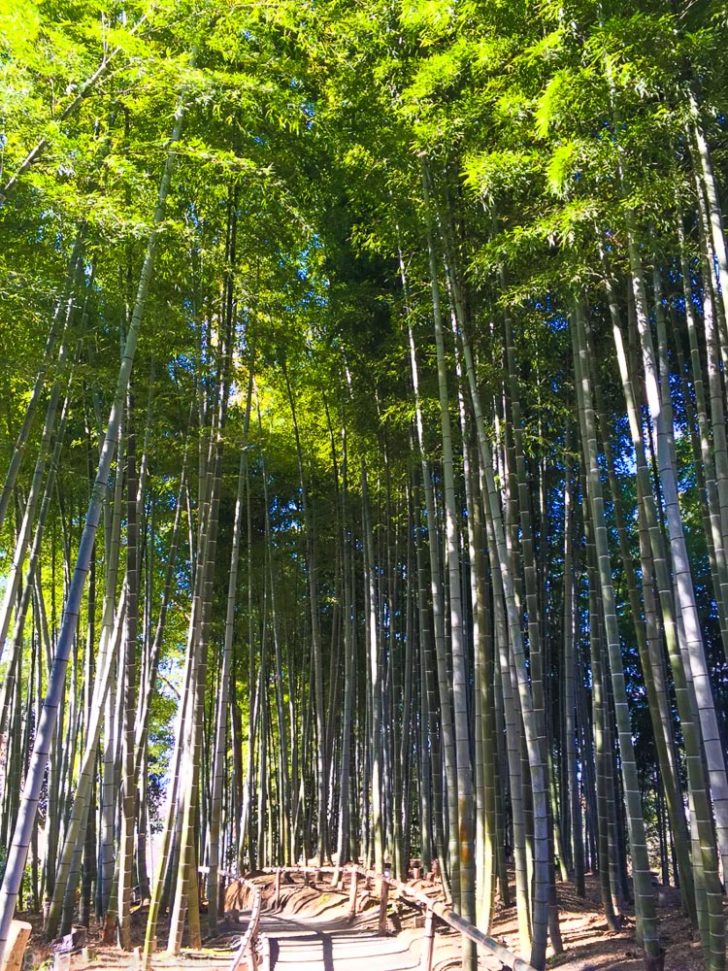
[255,911,509,971]
[259,912,422,971]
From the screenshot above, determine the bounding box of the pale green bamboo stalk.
[0,80,189,965]
[208,377,252,931]
[628,232,728,896]
[0,241,82,530]
[45,590,126,937]
[0,332,75,664]
[573,303,660,963]
[609,285,723,963]
[457,299,549,971]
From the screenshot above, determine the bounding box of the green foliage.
[2,0,728,926]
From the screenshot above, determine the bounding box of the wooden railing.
[216,863,536,971]
[228,877,262,971]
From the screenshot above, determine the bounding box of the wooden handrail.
[443,911,537,971]
[228,878,262,971]
[244,864,536,971]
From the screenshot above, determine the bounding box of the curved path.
[255,911,508,971]
[259,912,423,971]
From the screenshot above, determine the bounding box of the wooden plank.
[0,920,31,971]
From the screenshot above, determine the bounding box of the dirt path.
[258,911,503,971]
[20,871,710,970]
[240,872,708,971]
[261,912,420,971]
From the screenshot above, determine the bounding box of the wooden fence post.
[260,935,271,971]
[377,877,389,935]
[420,908,435,971]
[348,869,358,918]
[247,912,259,971]
[218,874,225,917]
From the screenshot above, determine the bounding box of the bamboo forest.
[1,1,728,970]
